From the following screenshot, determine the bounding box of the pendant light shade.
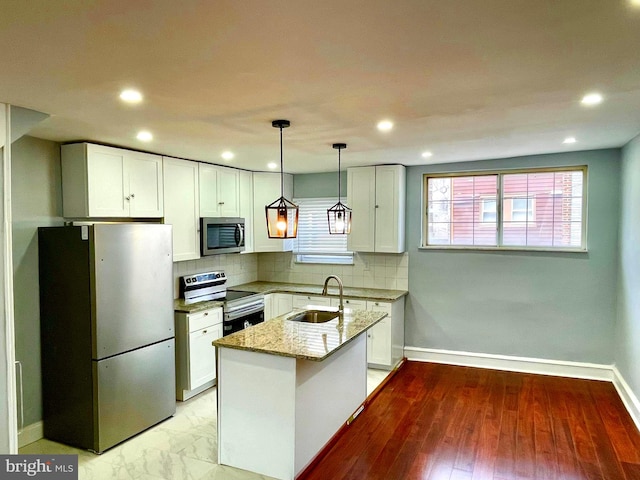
[327,143,352,235]
[266,120,299,238]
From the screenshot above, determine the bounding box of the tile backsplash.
[257,252,409,290]
[173,253,259,298]
[174,251,409,299]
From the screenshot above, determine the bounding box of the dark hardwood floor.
[301,361,640,480]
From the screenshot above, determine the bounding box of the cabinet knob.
[203,330,207,334]
[131,193,135,198]
[125,196,131,201]
[218,202,225,205]
[375,205,379,208]
[204,312,208,316]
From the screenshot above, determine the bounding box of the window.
[293,198,353,264]
[423,167,586,250]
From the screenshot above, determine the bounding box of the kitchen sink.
[287,309,339,324]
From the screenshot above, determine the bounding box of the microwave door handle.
[236,223,244,247]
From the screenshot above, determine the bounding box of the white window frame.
[293,197,354,265]
[422,166,588,252]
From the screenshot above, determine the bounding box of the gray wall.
[294,171,346,198]
[616,136,640,398]
[11,136,63,427]
[405,149,620,364]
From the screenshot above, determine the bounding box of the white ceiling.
[1,0,640,173]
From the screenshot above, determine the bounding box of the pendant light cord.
[337,148,341,202]
[279,125,284,198]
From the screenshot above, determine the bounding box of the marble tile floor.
[19,368,390,480]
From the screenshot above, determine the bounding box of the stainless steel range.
[179,271,264,336]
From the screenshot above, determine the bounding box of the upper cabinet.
[239,170,254,253]
[199,164,240,218]
[347,165,406,253]
[61,143,163,218]
[252,172,294,253]
[163,157,200,262]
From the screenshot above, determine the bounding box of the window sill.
[419,245,588,253]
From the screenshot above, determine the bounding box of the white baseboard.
[612,366,640,433]
[404,346,613,381]
[18,421,43,448]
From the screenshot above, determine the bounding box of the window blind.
[293,198,352,264]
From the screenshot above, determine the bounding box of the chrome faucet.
[322,275,344,314]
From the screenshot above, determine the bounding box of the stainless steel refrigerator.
[38,223,176,453]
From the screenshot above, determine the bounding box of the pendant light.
[327,143,352,234]
[265,119,299,238]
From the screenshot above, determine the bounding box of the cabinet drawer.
[366,301,392,315]
[331,298,367,310]
[292,295,331,309]
[188,308,222,332]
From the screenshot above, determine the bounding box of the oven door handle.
[225,303,264,321]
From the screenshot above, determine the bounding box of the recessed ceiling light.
[630,0,640,6]
[581,92,603,106]
[377,120,393,132]
[137,131,153,142]
[267,162,277,169]
[563,137,577,144]
[221,151,234,161]
[421,151,433,159]
[120,89,143,103]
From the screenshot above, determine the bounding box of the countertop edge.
[213,309,387,361]
[227,281,408,302]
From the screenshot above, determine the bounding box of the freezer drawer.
[94,338,176,452]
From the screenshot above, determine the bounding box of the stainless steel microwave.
[200,217,245,255]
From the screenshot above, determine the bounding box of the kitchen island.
[213,307,387,480]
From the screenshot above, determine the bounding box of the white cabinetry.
[199,164,240,217]
[239,170,254,253]
[252,172,294,252]
[163,157,200,261]
[61,143,163,218]
[175,307,223,401]
[264,293,293,320]
[330,297,367,310]
[365,299,404,370]
[292,294,332,309]
[347,165,406,253]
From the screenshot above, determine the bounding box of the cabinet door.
[239,170,254,253]
[264,294,273,320]
[252,172,293,252]
[86,145,128,217]
[163,157,200,261]
[273,293,293,317]
[367,301,393,367]
[374,165,406,253]
[198,163,219,217]
[127,152,164,217]
[293,295,331,309]
[367,317,392,366]
[188,324,222,390]
[347,166,376,252]
[217,166,240,217]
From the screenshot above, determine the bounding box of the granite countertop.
[213,307,387,361]
[173,298,224,314]
[228,281,408,302]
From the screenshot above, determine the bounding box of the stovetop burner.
[224,290,258,302]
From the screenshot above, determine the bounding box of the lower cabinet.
[264,293,294,320]
[366,300,405,370]
[175,307,223,401]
